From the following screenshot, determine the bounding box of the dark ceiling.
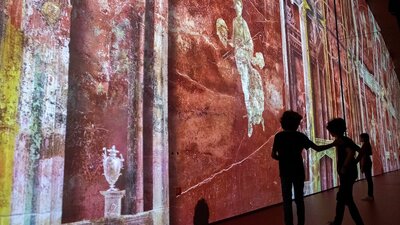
[366,0,400,82]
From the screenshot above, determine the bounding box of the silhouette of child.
[271,110,334,225]
[323,118,364,225]
[360,133,374,201]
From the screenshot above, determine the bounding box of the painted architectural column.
[0,0,71,224]
[280,0,291,109]
[143,0,169,223]
[297,0,317,194]
[350,0,365,132]
[125,0,146,215]
[298,0,315,139]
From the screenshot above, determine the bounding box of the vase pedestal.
[100,190,126,218]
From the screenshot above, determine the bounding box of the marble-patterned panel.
[0,1,71,225]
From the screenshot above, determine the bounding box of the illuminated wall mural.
[0,0,399,225]
[169,0,284,224]
[169,0,400,225]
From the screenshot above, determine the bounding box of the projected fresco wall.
[1,0,400,225]
[168,0,400,224]
[168,0,285,224]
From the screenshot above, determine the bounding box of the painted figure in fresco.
[271,111,335,225]
[360,133,374,201]
[323,118,364,225]
[216,0,265,137]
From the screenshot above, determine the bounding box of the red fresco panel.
[169,0,285,224]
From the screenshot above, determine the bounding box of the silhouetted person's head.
[326,118,346,138]
[193,198,209,225]
[360,133,370,143]
[280,110,302,131]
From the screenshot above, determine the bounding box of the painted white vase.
[102,145,124,191]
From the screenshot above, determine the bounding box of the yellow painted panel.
[0,21,23,219]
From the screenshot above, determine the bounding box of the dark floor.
[212,170,400,225]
